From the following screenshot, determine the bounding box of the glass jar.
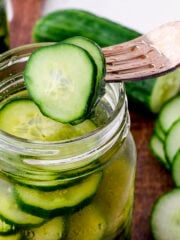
[0,44,136,240]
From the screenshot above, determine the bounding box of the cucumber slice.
[150,134,169,169]
[15,172,102,218]
[159,96,180,133]
[165,120,180,163]
[0,100,97,142]
[66,204,106,240]
[73,119,96,135]
[24,43,97,123]
[150,70,180,113]
[155,121,166,142]
[0,233,21,240]
[23,217,65,240]
[151,189,180,240]
[63,36,105,105]
[12,176,82,192]
[0,218,16,236]
[0,178,44,226]
[172,151,180,187]
[0,99,77,141]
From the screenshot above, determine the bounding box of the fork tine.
[105,52,146,64]
[105,61,174,82]
[103,38,151,57]
[106,58,150,72]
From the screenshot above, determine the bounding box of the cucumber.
[63,36,105,106]
[0,99,77,141]
[0,218,16,236]
[33,9,140,47]
[149,134,169,169]
[72,119,96,135]
[150,70,180,113]
[66,204,106,240]
[33,9,180,112]
[172,151,180,187]
[159,96,180,133]
[151,189,180,240]
[0,100,97,142]
[155,121,166,142]
[0,233,21,240]
[24,43,97,123]
[165,120,180,164]
[15,172,102,218]
[0,178,44,226]
[11,176,79,192]
[23,217,65,240]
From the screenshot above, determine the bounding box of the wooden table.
[10,1,174,239]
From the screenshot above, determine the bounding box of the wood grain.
[9,1,174,239]
[10,0,43,48]
[130,110,173,240]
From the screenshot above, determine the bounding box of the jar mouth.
[0,83,127,149]
[0,43,127,147]
[0,43,129,170]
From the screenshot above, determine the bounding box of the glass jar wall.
[0,44,137,240]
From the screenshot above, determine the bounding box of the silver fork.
[103,21,180,82]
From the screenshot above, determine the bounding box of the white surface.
[43,0,180,33]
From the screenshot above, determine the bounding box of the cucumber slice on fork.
[24,43,98,123]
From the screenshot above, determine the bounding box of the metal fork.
[103,21,180,82]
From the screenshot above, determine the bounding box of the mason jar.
[0,44,137,240]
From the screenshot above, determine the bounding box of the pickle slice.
[94,157,135,236]
[67,204,106,240]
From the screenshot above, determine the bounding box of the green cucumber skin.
[14,172,102,218]
[125,79,156,110]
[15,193,95,219]
[0,217,18,236]
[24,43,97,124]
[172,151,180,187]
[0,212,44,229]
[12,178,82,192]
[32,9,160,112]
[33,9,140,47]
[149,134,169,170]
[63,36,106,111]
[150,189,180,240]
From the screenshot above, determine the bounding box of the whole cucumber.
[33,9,140,47]
[33,9,180,113]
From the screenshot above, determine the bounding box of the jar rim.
[0,43,127,148]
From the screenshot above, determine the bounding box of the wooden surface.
[10,1,173,239]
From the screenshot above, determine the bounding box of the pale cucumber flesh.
[151,189,180,240]
[159,96,180,133]
[24,43,97,123]
[165,120,180,163]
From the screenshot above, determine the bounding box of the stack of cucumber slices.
[0,172,102,240]
[0,36,105,142]
[24,36,105,124]
[0,37,107,239]
[150,96,180,240]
